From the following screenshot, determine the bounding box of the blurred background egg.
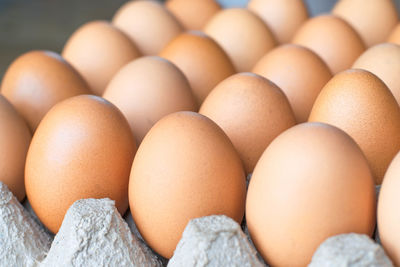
[292,15,365,74]
[247,0,309,44]
[204,8,276,72]
[388,23,400,43]
[62,20,140,96]
[333,0,398,47]
[246,122,376,267]
[252,44,332,123]
[25,95,136,233]
[199,72,296,174]
[129,111,246,259]
[1,50,91,132]
[0,95,31,201]
[166,0,221,30]
[159,31,235,105]
[113,0,183,55]
[103,56,197,145]
[309,69,400,184]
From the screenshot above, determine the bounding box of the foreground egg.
[62,20,140,95]
[1,50,91,132]
[309,69,400,184]
[25,95,136,233]
[246,122,376,267]
[129,111,246,259]
[0,95,31,201]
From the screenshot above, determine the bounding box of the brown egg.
[333,0,398,47]
[25,95,136,233]
[378,152,400,266]
[0,95,31,201]
[166,0,221,30]
[103,56,197,144]
[252,44,332,123]
[246,122,376,267]
[113,1,182,55]
[62,20,140,96]
[1,51,91,132]
[129,111,246,258]
[309,69,400,184]
[353,43,400,105]
[203,8,276,72]
[292,15,365,74]
[199,73,295,174]
[247,0,309,44]
[159,31,235,105]
[388,23,400,44]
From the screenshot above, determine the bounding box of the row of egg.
[1,0,400,266]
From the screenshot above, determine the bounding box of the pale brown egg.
[246,122,376,267]
[199,73,295,174]
[292,15,365,74]
[166,0,221,30]
[333,0,398,47]
[247,0,308,44]
[1,50,91,132]
[129,111,246,258]
[103,56,197,144]
[353,43,400,105]
[387,23,400,44]
[252,44,332,123]
[62,20,140,96]
[159,31,235,105]
[25,95,136,233]
[309,69,400,184]
[113,1,183,55]
[0,95,31,201]
[203,8,276,72]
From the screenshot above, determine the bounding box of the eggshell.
[247,0,308,44]
[25,95,136,233]
[0,95,31,201]
[1,50,91,132]
[333,0,398,47]
[129,111,246,259]
[292,15,365,74]
[378,152,400,266]
[252,44,332,123]
[204,8,276,72]
[387,23,400,44]
[166,0,221,30]
[62,20,140,96]
[309,69,400,184]
[199,72,296,174]
[353,43,400,105]
[159,31,235,105]
[113,1,183,55]
[103,56,197,144]
[246,122,376,267]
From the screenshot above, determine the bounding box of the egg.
[353,43,400,105]
[292,15,365,74]
[25,95,136,233]
[113,1,183,55]
[309,69,400,185]
[1,50,91,132]
[103,56,197,144]
[387,23,400,44]
[129,111,246,258]
[247,0,309,44]
[378,152,400,266]
[246,122,376,267]
[252,44,332,123]
[159,31,235,105]
[333,0,398,47]
[0,95,31,201]
[199,72,295,174]
[203,8,276,72]
[62,20,140,96]
[166,0,221,30]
